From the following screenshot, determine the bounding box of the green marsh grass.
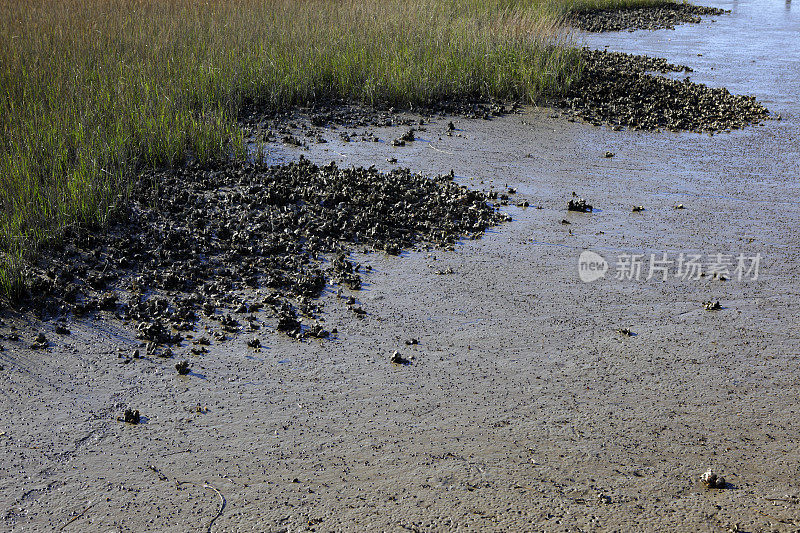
[0,0,670,301]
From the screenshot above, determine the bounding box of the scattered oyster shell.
[568,198,593,213]
[700,468,726,489]
[390,351,410,365]
[175,360,191,375]
[118,409,140,424]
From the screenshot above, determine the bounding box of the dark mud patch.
[15,159,503,341]
[239,100,520,154]
[559,49,769,132]
[568,3,727,33]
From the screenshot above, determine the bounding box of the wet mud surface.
[3,101,799,530]
[2,0,800,530]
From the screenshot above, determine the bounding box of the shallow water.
[570,0,800,259]
[580,0,800,114]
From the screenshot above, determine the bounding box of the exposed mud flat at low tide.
[2,1,799,531]
[2,99,799,530]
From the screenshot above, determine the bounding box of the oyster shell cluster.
[700,468,726,489]
[18,158,503,344]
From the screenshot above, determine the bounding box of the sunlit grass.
[0,0,671,301]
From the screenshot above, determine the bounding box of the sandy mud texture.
[558,49,770,132]
[568,3,727,32]
[0,2,792,529]
[1,103,798,531]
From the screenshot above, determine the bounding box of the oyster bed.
[559,49,770,132]
[18,159,503,345]
[568,2,727,32]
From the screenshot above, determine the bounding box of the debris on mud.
[175,360,191,375]
[390,351,411,365]
[350,305,367,318]
[568,197,593,213]
[118,409,141,424]
[17,158,502,343]
[306,322,329,339]
[560,49,769,133]
[31,332,48,350]
[568,3,727,33]
[399,128,416,142]
[332,253,362,291]
[700,468,727,489]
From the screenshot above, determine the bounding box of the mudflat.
[1,1,799,531]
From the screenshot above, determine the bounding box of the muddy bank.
[2,100,798,531]
[568,2,727,32]
[241,99,515,134]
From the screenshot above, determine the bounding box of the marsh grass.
[0,0,670,301]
